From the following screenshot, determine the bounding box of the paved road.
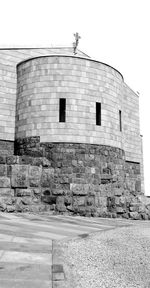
[0,212,133,288]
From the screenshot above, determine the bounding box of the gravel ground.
[57,223,150,288]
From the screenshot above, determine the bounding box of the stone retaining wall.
[0,142,148,219]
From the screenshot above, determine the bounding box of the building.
[0,47,145,217]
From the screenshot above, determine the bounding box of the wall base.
[0,140,147,219]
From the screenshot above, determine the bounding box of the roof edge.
[0,46,90,58]
[17,54,124,80]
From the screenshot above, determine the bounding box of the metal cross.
[73,32,81,55]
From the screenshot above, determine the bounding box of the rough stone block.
[52,189,64,195]
[95,195,100,207]
[107,196,116,211]
[77,206,86,216]
[99,183,112,196]
[70,183,88,195]
[32,197,41,204]
[101,175,113,184]
[59,175,70,184]
[91,167,96,174]
[19,156,35,165]
[119,196,126,206]
[41,168,54,187]
[15,188,32,197]
[87,196,95,206]
[122,213,129,219]
[113,188,124,196]
[138,204,146,213]
[6,156,19,165]
[41,191,57,204]
[135,180,141,193]
[41,157,51,167]
[11,165,29,188]
[129,211,141,220]
[31,157,44,166]
[29,166,42,187]
[30,204,50,213]
[138,195,150,206]
[56,196,64,205]
[0,177,10,188]
[7,205,15,212]
[32,188,41,196]
[0,156,6,164]
[0,188,14,197]
[0,165,7,176]
[64,196,72,206]
[0,196,13,206]
[111,212,117,218]
[21,197,33,205]
[73,196,85,206]
[125,179,135,192]
[114,197,120,205]
[141,213,149,220]
[56,196,66,212]
[116,207,125,214]
[72,160,78,167]
[99,196,107,207]
[129,203,140,212]
[15,198,24,212]
[0,202,7,211]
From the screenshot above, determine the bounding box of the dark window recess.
[59,98,66,122]
[96,102,101,125]
[119,110,122,131]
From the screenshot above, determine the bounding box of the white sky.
[0,0,149,194]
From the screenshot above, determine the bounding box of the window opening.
[96,102,101,126]
[59,98,66,122]
[119,110,122,131]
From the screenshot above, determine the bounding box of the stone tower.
[0,47,144,217]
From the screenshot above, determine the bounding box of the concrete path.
[0,212,133,288]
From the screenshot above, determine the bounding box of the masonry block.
[7,205,15,212]
[0,156,6,164]
[6,156,19,165]
[0,165,7,176]
[0,188,14,197]
[56,196,66,212]
[15,188,32,197]
[70,183,88,195]
[41,168,54,187]
[28,166,42,187]
[73,196,86,206]
[0,177,10,188]
[11,165,29,188]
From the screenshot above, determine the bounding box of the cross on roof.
[73,32,81,55]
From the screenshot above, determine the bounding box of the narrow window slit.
[59,98,66,122]
[119,110,122,131]
[96,102,101,126]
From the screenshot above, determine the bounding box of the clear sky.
[0,0,149,194]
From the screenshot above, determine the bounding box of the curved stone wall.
[0,142,143,219]
[16,55,123,149]
[0,47,87,143]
